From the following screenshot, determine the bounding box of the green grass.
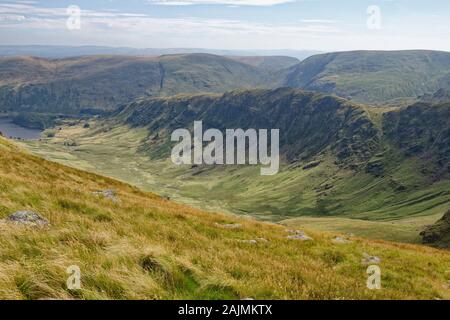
[281,215,444,244]
[2,136,450,300]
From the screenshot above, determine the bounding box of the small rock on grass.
[362,252,381,265]
[332,236,352,244]
[7,210,49,227]
[238,239,258,244]
[238,238,268,244]
[215,223,242,229]
[286,230,313,241]
[287,234,313,241]
[92,189,118,202]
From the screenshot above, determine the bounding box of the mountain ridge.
[118,88,379,166]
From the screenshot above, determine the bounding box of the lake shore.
[0,117,43,140]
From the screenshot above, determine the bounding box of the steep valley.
[21,88,450,246]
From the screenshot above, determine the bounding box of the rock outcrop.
[420,210,450,248]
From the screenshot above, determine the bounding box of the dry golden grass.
[0,137,449,300]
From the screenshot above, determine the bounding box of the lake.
[0,118,43,140]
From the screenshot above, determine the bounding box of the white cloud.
[147,0,295,6]
[300,19,339,24]
[0,2,341,36]
[0,3,66,16]
[0,1,345,51]
[1,1,449,52]
[0,14,25,21]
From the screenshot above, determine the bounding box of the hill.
[22,88,450,243]
[281,50,450,104]
[119,88,379,165]
[0,54,271,117]
[1,136,450,299]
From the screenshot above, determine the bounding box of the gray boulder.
[362,252,381,265]
[8,211,49,226]
[238,240,258,244]
[92,189,118,202]
[286,230,313,241]
[332,236,352,244]
[215,223,242,229]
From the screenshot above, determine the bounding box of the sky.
[0,0,449,52]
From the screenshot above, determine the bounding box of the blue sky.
[0,0,449,51]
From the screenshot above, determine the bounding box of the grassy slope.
[228,56,300,71]
[2,137,450,300]
[23,120,450,244]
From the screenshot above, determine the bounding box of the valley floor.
[281,215,443,244]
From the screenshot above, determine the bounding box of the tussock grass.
[2,137,449,300]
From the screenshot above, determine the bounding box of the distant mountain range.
[0,45,319,61]
[1,50,450,123]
